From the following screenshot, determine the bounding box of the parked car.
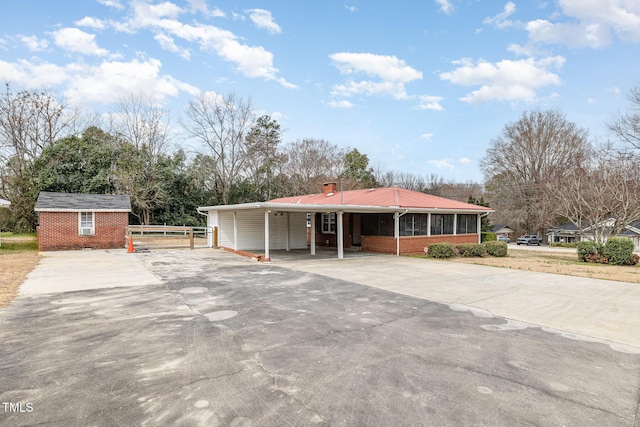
[497,235,511,243]
[516,235,543,245]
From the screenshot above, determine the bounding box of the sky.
[1,0,639,182]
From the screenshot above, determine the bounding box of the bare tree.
[548,145,640,244]
[0,84,78,231]
[607,85,640,150]
[182,92,255,204]
[281,138,344,195]
[482,109,591,235]
[109,93,174,224]
[244,115,284,201]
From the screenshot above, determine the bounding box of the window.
[79,212,95,236]
[456,214,478,234]
[321,213,336,234]
[430,214,454,235]
[361,214,394,236]
[399,214,427,236]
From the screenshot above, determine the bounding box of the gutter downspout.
[395,209,409,256]
[197,209,212,247]
[479,212,490,244]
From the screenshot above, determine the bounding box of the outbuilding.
[198,183,492,260]
[34,192,131,251]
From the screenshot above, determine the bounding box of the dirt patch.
[0,251,40,308]
[447,249,640,284]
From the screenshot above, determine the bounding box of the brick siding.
[38,212,129,251]
[361,234,479,255]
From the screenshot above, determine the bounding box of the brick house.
[198,183,492,260]
[34,192,131,251]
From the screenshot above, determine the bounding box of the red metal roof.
[267,187,491,211]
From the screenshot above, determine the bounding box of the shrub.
[456,243,486,257]
[481,232,497,243]
[577,241,603,262]
[550,242,577,248]
[428,243,455,259]
[602,237,635,266]
[483,241,508,257]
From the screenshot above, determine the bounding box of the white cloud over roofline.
[246,9,282,34]
[329,52,422,100]
[439,56,564,104]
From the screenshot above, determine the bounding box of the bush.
[456,243,486,257]
[550,242,577,248]
[577,241,603,262]
[483,241,508,257]
[428,243,455,259]
[602,237,635,266]
[481,232,497,243]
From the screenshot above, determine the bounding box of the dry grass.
[0,236,40,308]
[447,249,640,284]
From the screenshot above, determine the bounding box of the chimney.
[323,182,337,194]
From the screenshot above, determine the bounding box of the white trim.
[78,212,95,236]
[36,208,131,213]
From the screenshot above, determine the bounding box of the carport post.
[310,213,316,255]
[337,211,344,259]
[285,212,290,251]
[264,210,271,262]
[394,212,400,256]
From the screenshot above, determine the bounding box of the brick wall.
[38,212,129,251]
[361,234,479,255]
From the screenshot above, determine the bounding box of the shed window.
[79,212,95,236]
[456,214,478,234]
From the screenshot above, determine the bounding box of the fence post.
[189,227,194,250]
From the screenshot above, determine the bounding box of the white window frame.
[321,213,336,234]
[79,211,95,236]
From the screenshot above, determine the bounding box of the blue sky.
[1,0,639,182]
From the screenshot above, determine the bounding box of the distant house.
[547,220,640,249]
[491,224,516,240]
[34,192,131,251]
[198,183,493,260]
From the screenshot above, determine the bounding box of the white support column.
[285,212,290,251]
[394,212,400,256]
[427,213,431,237]
[453,213,457,235]
[233,211,238,251]
[264,210,271,261]
[337,211,344,259]
[477,214,482,244]
[310,213,316,255]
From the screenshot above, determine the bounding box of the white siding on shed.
[236,210,266,250]
[218,211,234,248]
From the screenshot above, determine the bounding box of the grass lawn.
[445,249,640,284]
[0,233,40,308]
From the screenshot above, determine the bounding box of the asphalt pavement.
[0,248,638,426]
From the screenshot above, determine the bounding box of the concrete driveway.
[0,249,639,426]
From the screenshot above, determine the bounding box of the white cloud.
[420,133,435,142]
[75,17,107,30]
[414,94,444,111]
[246,9,281,34]
[483,2,517,29]
[330,52,422,99]
[0,57,198,107]
[52,28,109,56]
[525,0,640,48]
[118,1,295,88]
[19,35,48,52]
[345,5,358,13]
[97,0,123,10]
[187,0,224,17]
[427,158,455,170]
[327,100,355,108]
[459,157,472,165]
[154,33,191,60]
[436,0,455,15]
[439,56,564,104]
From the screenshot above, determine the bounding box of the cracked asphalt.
[1,249,640,426]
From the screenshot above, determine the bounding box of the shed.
[198,184,493,260]
[34,192,131,251]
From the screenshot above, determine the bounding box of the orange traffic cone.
[127,234,134,253]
